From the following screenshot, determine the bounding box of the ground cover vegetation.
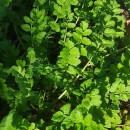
[1,0,130,129]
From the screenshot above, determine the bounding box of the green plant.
[1,0,130,130]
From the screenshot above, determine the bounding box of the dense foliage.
[1,0,130,129]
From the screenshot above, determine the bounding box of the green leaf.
[53,3,66,18]
[104,28,116,37]
[21,24,30,32]
[38,0,46,4]
[70,110,83,123]
[23,16,32,24]
[51,111,64,122]
[81,79,92,89]
[104,15,112,22]
[80,46,87,56]
[80,21,88,31]
[84,114,92,127]
[64,40,74,49]
[69,47,80,58]
[68,57,81,66]
[36,32,46,41]
[67,66,78,75]
[28,123,35,130]
[70,0,78,5]
[50,22,60,32]
[81,37,91,45]
[117,63,123,69]
[115,32,124,37]
[67,23,76,28]
[73,32,82,42]
[60,104,71,115]
[102,39,115,47]
[75,27,83,35]
[27,48,36,64]
[105,20,115,27]
[62,117,74,129]
[0,110,16,130]
[113,8,122,14]
[82,29,92,36]
[56,0,66,5]
[90,95,102,106]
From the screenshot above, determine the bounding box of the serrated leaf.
[81,46,87,56]
[56,0,66,5]
[60,104,71,115]
[71,110,83,123]
[24,16,32,24]
[81,79,92,89]
[72,89,82,96]
[120,94,128,102]
[102,39,114,47]
[69,47,80,58]
[70,0,78,5]
[60,48,69,59]
[115,32,124,37]
[68,57,81,66]
[51,111,64,122]
[0,111,16,130]
[104,28,116,37]
[75,27,83,35]
[62,117,74,129]
[65,40,74,49]
[53,3,66,18]
[73,32,82,42]
[80,21,88,31]
[104,15,112,22]
[113,8,122,14]
[50,22,60,32]
[82,37,91,45]
[83,29,92,36]
[36,32,46,40]
[105,20,115,27]
[91,89,99,96]
[67,66,77,75]
[67,23,76,28]
[90,95,102,106]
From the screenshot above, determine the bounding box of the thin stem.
[57,57,93,100]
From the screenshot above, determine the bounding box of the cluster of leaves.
[1,0,130,129]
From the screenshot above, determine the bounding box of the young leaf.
[0,111,16,130]
[67,23,76,28]
[36,32,46,41]
[104,28,116,37]
[60,104,71,115]
[68,57,81,66]
[62,117,74,129]
[80,21,88,31]
[23,16,32,24]
[82,29,92,36]
[21,24,30,32]
[51,111,64,122]
[73,32,82,42]
[27,48,36,64]
[104,15,112,22]
[69,47,80,58]
[81,37,91,45]
[105,20,115,27]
